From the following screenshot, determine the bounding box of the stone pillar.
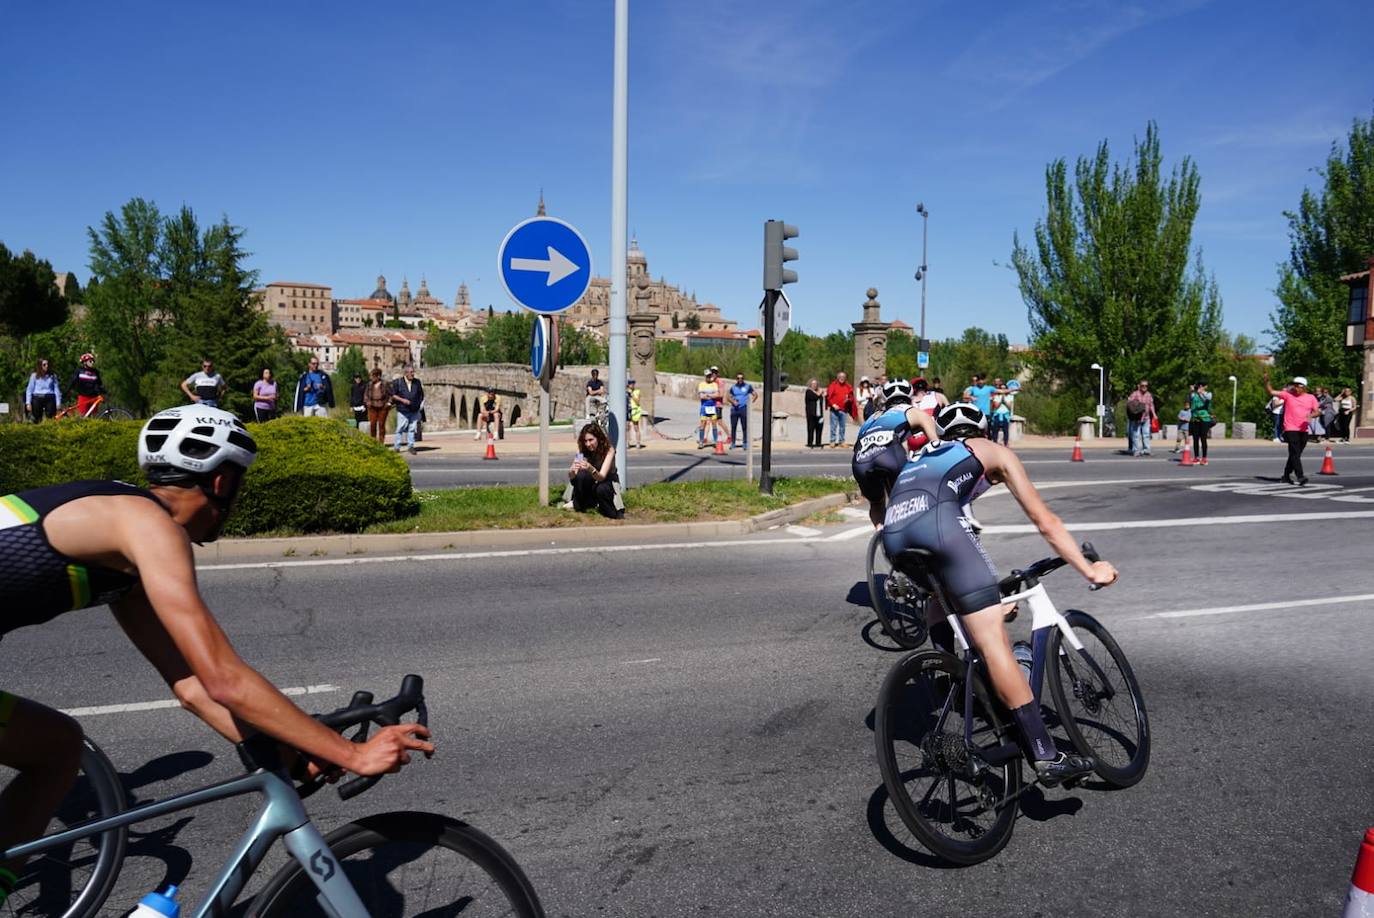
[852,287,891,384]
[629,276,657,420]
[1359,342,1374,437]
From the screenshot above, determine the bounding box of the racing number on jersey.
[856,429,895,460]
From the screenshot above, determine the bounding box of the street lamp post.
[915,202,929,343]
[1090,362,1105,439]
[1228,374,1238,436]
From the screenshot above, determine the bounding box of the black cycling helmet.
[936,403,988,439]
[881,378,913,406]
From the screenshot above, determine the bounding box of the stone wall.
[418,363,606,429]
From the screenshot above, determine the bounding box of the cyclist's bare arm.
[903,405,939,442]
[971,440,1117,586]
[103,502,433,775]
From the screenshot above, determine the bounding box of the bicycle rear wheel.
[4,738,128,918]
[99,407,134,421]
[875,650,1021,865]
[1047,611,1150,788]
[250,811,544,917]
[865,530,927,649]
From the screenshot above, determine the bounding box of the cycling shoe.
[1033,752,1095,787]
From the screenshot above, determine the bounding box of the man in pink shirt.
[1264,373,1321,485]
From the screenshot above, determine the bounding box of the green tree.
[557,321,606,366]
[0,243,68,337]
[1268,111,1374,386]
[684,313,701,330]
[1011,122,1224,413]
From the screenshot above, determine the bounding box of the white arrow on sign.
[509,246,580,286]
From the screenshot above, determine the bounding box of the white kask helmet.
[138,405,258,484]
[881,378,913,406]
[936,403,988,438]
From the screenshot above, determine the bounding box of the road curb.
[194,490,861,562]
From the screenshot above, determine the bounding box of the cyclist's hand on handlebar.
[349,723,435,776]
[1087,560,1118,588]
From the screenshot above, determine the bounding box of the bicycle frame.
[3,768,370,918]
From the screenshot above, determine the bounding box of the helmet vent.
[179,437,219,459]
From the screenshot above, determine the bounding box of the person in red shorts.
[68,353,106,418]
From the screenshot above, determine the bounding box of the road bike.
[865,529,928,649]
[3,676,545,917]
[874,543,1150,865]
[585,394,609,432]
[53,395,134,421]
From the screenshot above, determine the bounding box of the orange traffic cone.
[1319,443,1338,475]
[1345,828,1374,917]
[1070,440,1084,462]
[482,431,498,460]
[1179,441,1194,466]
[714,431,727,455]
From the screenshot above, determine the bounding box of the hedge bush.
[0,417,417,535]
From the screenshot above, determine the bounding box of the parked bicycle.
[53,394,134,421]
[3,675,544,917]
[874,543,1149,865]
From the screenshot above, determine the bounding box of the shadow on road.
[864,782,961,869]
[860,620,907,653]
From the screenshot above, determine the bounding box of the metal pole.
[746,388,754,483]
[919,215,928,342]
[761,290,776,495]
[1230,377,1238,433]
[538,379,550,506]
[608,0,629,485]
[1097,367,1104,439]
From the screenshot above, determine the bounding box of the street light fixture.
[915,202,929,342]
[1090,362,1105,438]
[1228,374,1238,435]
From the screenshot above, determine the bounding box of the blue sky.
[2,0,1367,348]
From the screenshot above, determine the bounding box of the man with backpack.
[1125,380,1157,456]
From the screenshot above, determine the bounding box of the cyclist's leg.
[960,605,1030,709]
[0,693,84,877]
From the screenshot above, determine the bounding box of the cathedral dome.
[627,238,647,265]
[370,274,390,300]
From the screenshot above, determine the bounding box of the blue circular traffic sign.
[498,217,592,315]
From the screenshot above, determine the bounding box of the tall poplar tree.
[1268,112,1374,385]
[1011,123,1223,410]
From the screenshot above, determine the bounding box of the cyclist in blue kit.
[882,403,1119,785]
[852,378,938,526]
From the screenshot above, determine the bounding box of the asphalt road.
[406,439,1374,489]
[4,465,1373,915]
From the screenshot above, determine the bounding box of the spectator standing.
[856,376,876,419]
[391,364,424,454]
[181,359,226,408]
[24,359,60,422]
[1125,380,1157,456]
[252,368,279,423]
[363,367,391,444]
[348,373,367,427]
[1264,373,1320,485]
[728,372,757,448]
[1267,393,1285,442]
[871,374,888,415]
[826,371,855,447]
[964,374,996,414]
[697,369,720,448]
[475,387,502,441]
[1173,401,1191,453]
[1336,387,1357,441]
[565,422,623,519]
[804,378,825,448]
[989,378,1013,446]
[584,368,606,420]
[627,378,645,448]
[1315,387,1336,441]
[930,377,945,396]
[292,356,333,417]
[68,353,106,418]
[1188,381,1214,465]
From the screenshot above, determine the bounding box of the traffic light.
[771,369,789,392]
[763,220,799,291]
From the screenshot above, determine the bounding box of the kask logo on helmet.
[194,416,237,427]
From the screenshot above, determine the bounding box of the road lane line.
[826,525,875,541]
[62,684,341,717]
[786,525,822,537]
[1156,593,1374,619]
[980,509,1374,535]
[622,658,662,664]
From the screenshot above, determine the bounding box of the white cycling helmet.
[138,405,258,484]
[881,378,913,406]
[936,403,988,438]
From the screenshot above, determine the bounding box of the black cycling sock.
[929,621,955,654]
[1012,703,1056,761]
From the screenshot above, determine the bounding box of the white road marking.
[63,684,341,718]
[839,507,869,519]
[622,658,662,664]
[826,525,876,542]
[1156,593,1374,619]
[980,509,1374,535]
[786,525,822,537]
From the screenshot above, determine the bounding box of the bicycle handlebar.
[315,674,428,801]
[998,542,1104,595]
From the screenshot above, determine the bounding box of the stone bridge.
[418,363,602,429]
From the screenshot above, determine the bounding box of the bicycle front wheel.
[1047,611,1151,788]
[250,811,544,917]
[865,530,927,649]
[875,650,1020,865]
[5,738,129,918]
[99,407,134,421]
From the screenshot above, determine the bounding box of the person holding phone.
[564,423,622,519]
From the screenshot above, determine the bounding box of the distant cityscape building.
[256,281,334,334]
[566,237,738,338]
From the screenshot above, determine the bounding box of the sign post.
[501,216,589,506]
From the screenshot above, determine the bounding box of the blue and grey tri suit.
[850,406,912,505]
[881,439,998,615]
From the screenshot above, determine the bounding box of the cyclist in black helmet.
[0,406,432,901]
[882,402,1119,786]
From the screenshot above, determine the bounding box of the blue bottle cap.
[138,884,180,917]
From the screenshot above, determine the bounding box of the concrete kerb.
[193,491,860,563]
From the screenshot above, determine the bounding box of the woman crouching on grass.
[566,422,623,519]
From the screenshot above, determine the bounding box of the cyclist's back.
[851,379,929,526]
